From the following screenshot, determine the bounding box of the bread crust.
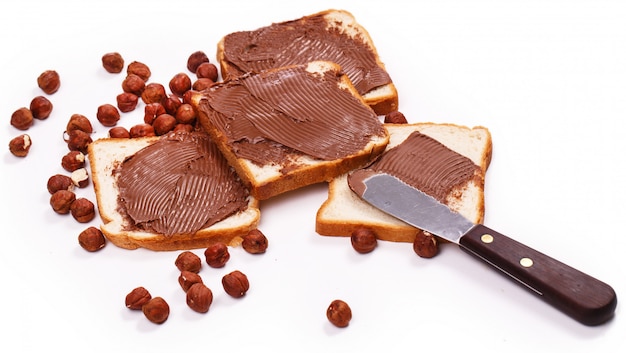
[315,123,492,243]
[88,136,260,251]
[216,9,398,115]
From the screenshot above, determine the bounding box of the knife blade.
[348,171,617,326]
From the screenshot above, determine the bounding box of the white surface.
[1,0,624,351]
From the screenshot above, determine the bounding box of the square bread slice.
[191,61,390,200]
[315,123,493,243]
[88,132,260,251]
[217,9,398,115]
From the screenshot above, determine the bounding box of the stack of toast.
[88,9,492,251]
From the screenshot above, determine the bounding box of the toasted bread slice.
[217,9,398,115]
[191,61,390,200]
[316,123,492,243]
[88,132,260,251]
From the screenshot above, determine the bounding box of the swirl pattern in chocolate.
[221,12,392,96]
[350,131,480,204]
[198,63,386,165]
[116,131,249,236]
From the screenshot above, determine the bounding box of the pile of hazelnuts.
[125,229,268,324]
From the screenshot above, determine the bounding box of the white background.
[1,0,625,351]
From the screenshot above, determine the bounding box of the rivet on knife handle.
[459,224,617,326]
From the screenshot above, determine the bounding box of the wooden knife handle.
[459,224,617,326]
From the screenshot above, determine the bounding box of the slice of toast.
[217,9,398,115]
[191,61,390,200]
[88,131,260,251]
[315,123,492,243]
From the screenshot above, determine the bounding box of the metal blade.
[352,172,475,243]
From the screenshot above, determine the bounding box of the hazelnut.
[47,174,73,194]
[66,129,92,154]
[78,226,106,252]
[182,90,195,105]
[122,74,146,95]
[413,230,439,258]
[162,94,182,115]
[327,299,352,328]
[37,70,61,94]
[350,227,377,254]
[204,243,230,268]
[178,270,203,292]
[71,167,90,188]
[141,83,167,105]
[129,123,156,138]
[50,189,76,214]
[153,114,177,136]
[384,111,408,124]
[142,297,169,324]
[10,107,34,130]
[192,78,215,91]
[61,150,85,172]
[29,96,53,120]
[66,114,93,134]
[175,251,202,273]
[101,52,124,73]
[144,103,166,125]
[125,286,151,310]
[108,126,130,138]
[127,61,151,81]
[70,197,95,223]
[175,103,196,124]
[187,51,209,73]
[222,270,249,298]
[96,104,120,127]
[116,92,139,113]
[196,62,219,82]
[241,229,268,254]
[169,73,192,97]
[186,283,213,313]
[173,123,195,133]
[9,134,31,157]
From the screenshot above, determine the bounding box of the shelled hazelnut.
[413,230,439,258]
[222,270,249,298]
[66,129,92,154]
[101,52,124,73]
[108,126,130,138]
[195,62,218,82]
[47,174,74,194]
[70,198,95,223]
[186,283,212,313]
[141,83,167,104]
[61,151,85,172]
[142,297,169,324]
[50,189,76,214]
[10,107,34,130]
[178,271,203,292]
[9,134,31,157]
[350,227,377,254]
[242,229,268,254]
[169,73,192,97]
[29,96,53,120]
[96,104,120,126]
[125,286,151,310]
[78,226,106,252]
[66,114,93,134]
[175,251,202,273]
[204,243,230,268]
[122,74,145,95]
[127,61,151,81]
[187,51,209,73]
[37,70,61,94]
[129,123,155,138]
[327,299,352,328]
[116,92,139,112]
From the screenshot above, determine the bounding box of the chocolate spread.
[116,131,249,236]
[349,131,480,204]
[221,12,392,95]
[197,64,386,167]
